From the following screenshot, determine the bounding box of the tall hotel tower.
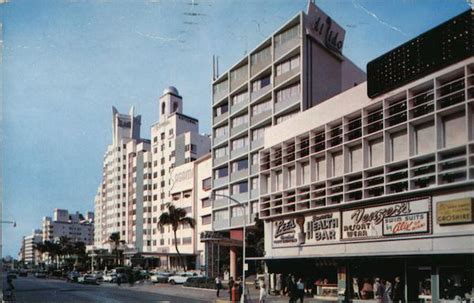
[94,107,152,254]
[210,2,366,278]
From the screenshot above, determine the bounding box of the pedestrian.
[117,273,122,286]
[288,274,297,303]
[383,280,393,303]
[229,276,235,297]
[392,276,404,303]
[296,278,305,303]
[259,281,268,303]
[215,276,222,297]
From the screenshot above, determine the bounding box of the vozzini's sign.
[305,2,345,55]
[342,197,431,240]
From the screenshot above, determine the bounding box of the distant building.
[23,229,42,265]
[42,209,94,244]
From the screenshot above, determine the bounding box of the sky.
[1,0,471,258]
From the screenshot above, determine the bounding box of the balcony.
[213,219,229,230]
[231,169,248,182]
[250,189,259,200]
[213,134,228,147]
[251,110,271,127]
[251,138,264,150]
[275,94,300,114]
[213,155,228,167]
[230,146,248,159]
[213,90,228,105]
[250,164,259,175]
[231,192,248,203]
[230,100,248,115]
[274,66,300,88]
[213,112,228,125]
[213,197,228,208]
[230,78,247,93]
[274,38,299,61]
[230,124,248,137]
[251,58,271,78]
[250,85,271,103]
[230,216,245,227]
[213,176,228,189]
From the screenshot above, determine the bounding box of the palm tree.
[158,203,195,270]
[108,232,125,266]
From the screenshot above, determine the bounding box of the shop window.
[439,267,473,302]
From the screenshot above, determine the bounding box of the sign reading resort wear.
[342,198,431,240]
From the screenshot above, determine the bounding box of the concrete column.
[230,246,237,280]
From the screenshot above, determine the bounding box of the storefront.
[262,194,474,302]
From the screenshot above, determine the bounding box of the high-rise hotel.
[93,107,152,254]
[210,1,365,278]
[93,87,212,270]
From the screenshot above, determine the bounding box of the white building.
[140,86,211,268]
[23,229,42,266]
[93,106,152,257]
[42,209,94,244]
[258,8,473,302]
[210,1,365,280]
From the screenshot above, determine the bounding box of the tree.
[108,232,125,266]
[158,203,195,270]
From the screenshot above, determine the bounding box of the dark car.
[18,270,27,277]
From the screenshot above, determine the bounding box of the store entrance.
[407,266,432,303]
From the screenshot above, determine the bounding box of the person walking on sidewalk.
[229,277,235,298]
[215,276,223,297]
[296,278,305,303]
[259,281,268,303]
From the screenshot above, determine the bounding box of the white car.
[168,272,201,285]
[102,273,117,282]
[150,272,172,283]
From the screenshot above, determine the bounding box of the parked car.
[18,270,28,277]
[102,273,117,283]
[77,274,98,285]
[67,271,80,282]
[90,271,104,281]
[168,272,202,285]
[150,272,172,283]
[34,271,47,278]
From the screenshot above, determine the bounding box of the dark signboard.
[367,9,473,98]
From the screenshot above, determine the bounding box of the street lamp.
[210,192,247,303]
[1,221,16,227]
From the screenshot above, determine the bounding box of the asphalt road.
[8,276,210,303]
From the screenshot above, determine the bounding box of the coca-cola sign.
[342,197,431,240]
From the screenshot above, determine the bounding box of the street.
[9,276,211,303]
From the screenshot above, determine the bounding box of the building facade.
[258,9,473,302]
[143,87,211,263]
[93,106,152,255]
[210,1,365,279]
[42,209,94,244]
[23,229,43,266]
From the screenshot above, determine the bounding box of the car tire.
[170,280,175,285]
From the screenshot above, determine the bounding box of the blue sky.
[1,0,470,257]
